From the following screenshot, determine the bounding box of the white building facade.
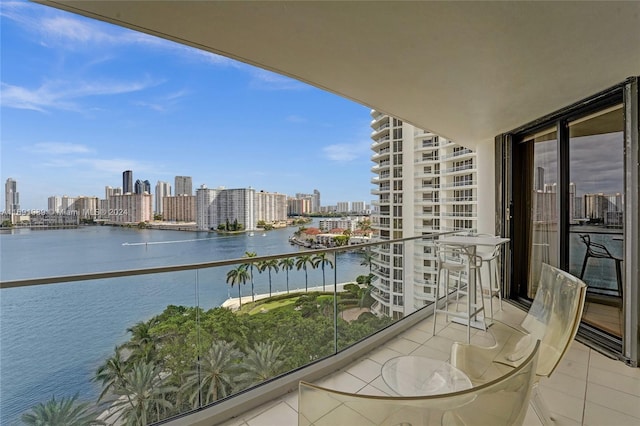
[155,181,172,215]
[108,193,153,223]
[255,191,287,223]
[370,111,478,319]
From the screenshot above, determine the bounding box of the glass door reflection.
[569,104,624,338]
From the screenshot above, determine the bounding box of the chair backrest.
[298,341,540,426]
[518,263,586,377]
[435,242,478,270]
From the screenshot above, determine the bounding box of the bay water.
[0,223,366,425]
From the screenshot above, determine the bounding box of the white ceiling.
[37,1,640,147]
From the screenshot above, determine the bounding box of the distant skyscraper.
[123,170,133,194]
[351,201,366,213]
[135,179,151,194]
[5,178,19,213]
[313,189,321,212]
[105,186,122,199]
[48,196,62,213]
[534,167,545,192]
[196,186,255,230]
[336,201,350,213]
[175,176,193,196]
[155,181,172,215]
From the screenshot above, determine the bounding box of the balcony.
[2,233,638,426]
[414,183,439,192]
[441,196,477,203]
[215,301,640,426]
[440,148,474,160]
[440,180,477,189]
[441,163,475,175]
[414,156,439,164]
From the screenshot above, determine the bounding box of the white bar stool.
[474,233,502,319]
[432,242,486,343]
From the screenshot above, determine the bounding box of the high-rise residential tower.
[134,179,151,194]
[196,186,256,231]
[5,178,19,213]
[370,111,478,319]
[175,176,193,196]
[123,170,133,194]
[155,181,172,215]
[313,189,321,213]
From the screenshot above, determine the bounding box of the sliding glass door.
[502,78,638,360]
[568,106,624,338]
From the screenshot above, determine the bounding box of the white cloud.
[27,142,92,155]
[3,0,237,66]
[1,78,160,112]
[323,140,371,162]
[133,89,191,112]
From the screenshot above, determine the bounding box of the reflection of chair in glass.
[432,243,486,343]
[450,263,586,425]
[579,234,623,298]
[298,341,540,426]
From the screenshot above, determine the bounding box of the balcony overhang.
[34,1,640,147]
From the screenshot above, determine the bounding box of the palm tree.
[360,247,374,274]
[123,319,158,363]
[237,341,285,387]
[295,254,314,292]
[22,394,104,426]
[278,257,295,293]
[182,340,242,408]
[226,265,249,308]
[94,346,129,403]
[357,218,373,234]
[243,251,258,301]
[258,258,279,297]
[109,361,176,426]
[312,253,334,291]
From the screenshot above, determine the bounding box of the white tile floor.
[220,300,640,426]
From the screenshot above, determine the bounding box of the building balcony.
[371,289,390,304]
[414,183,439,192]
[441,211,476,218]
[371,125,390,138]
[414,170,439,178]
[370,111,389,126]
[440,148,474,160]
[440,180,477,189]
[370,162,390,173]
[371,176,390,185]
[218,301,637,426]
[416,198,440,205]
[414,156,439,164]
[441,196,477,203]
[370,136,390,149]
[2,235,637,426]
[441,163,475,175]
[370,186,390,195]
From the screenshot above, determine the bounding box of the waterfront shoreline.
[221,282,352,310]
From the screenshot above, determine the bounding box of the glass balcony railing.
[0,234,449,425]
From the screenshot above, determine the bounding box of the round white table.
[381,356,472,396]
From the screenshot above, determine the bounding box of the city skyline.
[0,1,372,210]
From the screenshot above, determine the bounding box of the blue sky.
[0,0,373,210]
